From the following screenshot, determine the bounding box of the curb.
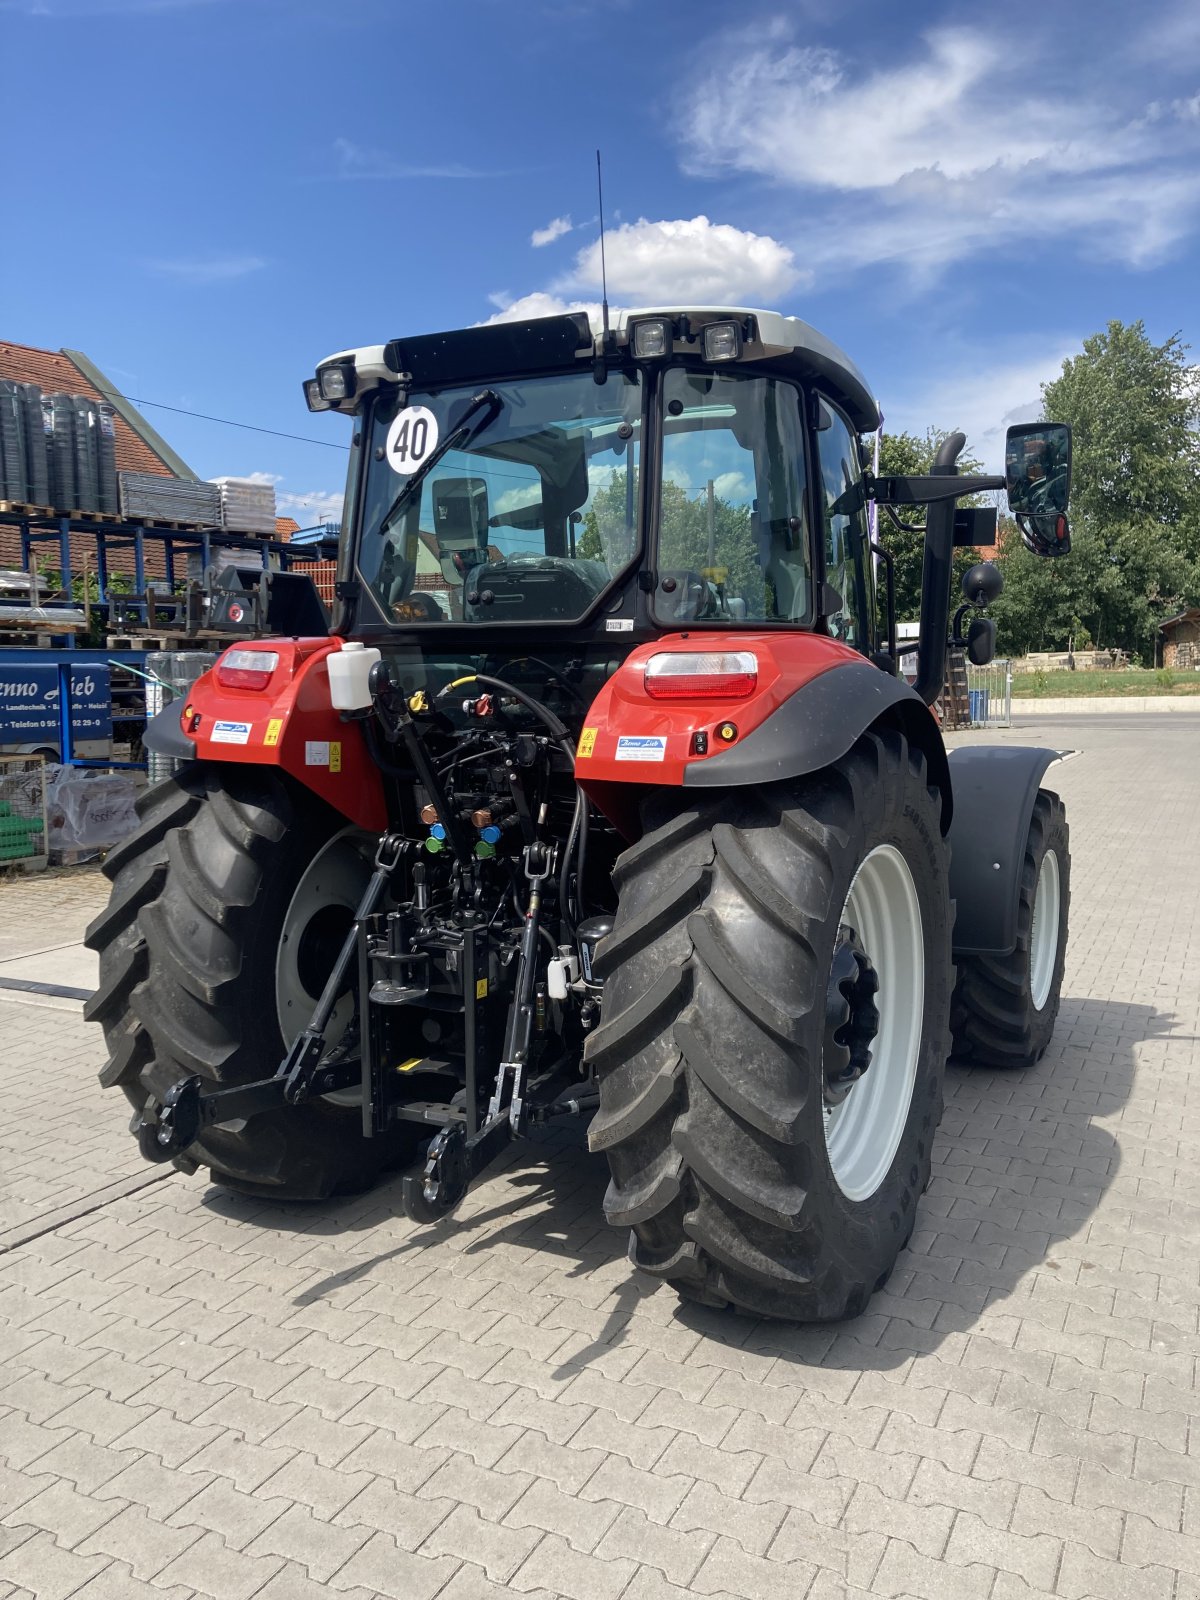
[1010,697,1200,715]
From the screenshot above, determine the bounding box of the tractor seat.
[464,555,608,621]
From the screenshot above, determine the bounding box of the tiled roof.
[0,341,176,479]
[275,516,300,540]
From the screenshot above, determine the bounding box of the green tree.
[876,429,985,621]
[995,320,1200,660]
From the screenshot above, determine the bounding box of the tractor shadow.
[209,994,1173,1377]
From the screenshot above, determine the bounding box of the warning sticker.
[211,720,251,745]
[577,726,598,758]
[385,405,439,477]
[615,735,667,762]
[329,741,342,773]
[305,740,330,766]
[476,978,489,1000]
[264,718,283,747]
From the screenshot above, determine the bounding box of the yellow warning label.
[396,1057,423,1073]
[578,726,598,758]
[476,978,489,1000]
[329,741,342,773]
[264,718,283,746]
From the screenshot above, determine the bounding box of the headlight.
[318,363,356,402]
[702,321,743,362]
[631,318,672,359]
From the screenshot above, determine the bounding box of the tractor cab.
[305,308,884,668]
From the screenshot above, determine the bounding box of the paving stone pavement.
[1,712,1199,1599]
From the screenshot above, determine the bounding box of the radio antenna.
[595,149,610,343]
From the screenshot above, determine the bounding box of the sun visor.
[385,315,593,387]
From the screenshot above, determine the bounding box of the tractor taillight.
[216,649,280,690]
[644,651,758,700]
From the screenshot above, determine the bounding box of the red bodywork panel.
[179,637,387,830]
[576,631,863,836]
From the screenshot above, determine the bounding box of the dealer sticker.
[385,405,439,476]
[605,617,634,632]
[211,720,251,745]
[305,740,330,766]
[615,735,667,762]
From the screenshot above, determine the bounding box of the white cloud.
[276,488,343,525]
[144,255,265,284]
[879,343,1078,473]
[531,215,573,248]
[675,19,1200,278]
[242,471,282,487]
[331,138,501,181]
[557,215,801,304]
[480,291,607,326]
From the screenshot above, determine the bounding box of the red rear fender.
[179,638,386,830]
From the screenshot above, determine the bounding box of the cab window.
[653,367,810,625]
[815,401,875,653]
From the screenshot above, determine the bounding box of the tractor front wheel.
[85,765,413,1198]
[587,729,952,1322]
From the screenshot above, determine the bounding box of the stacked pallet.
[209,476,276,535]
[0,380,119,514]
[119,471,221,524]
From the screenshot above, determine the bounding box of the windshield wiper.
[379,387,502,537]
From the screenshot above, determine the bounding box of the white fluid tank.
[327,641,382,711]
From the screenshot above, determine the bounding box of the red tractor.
[86,308,1072,1321]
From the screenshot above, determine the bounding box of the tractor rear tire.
[950,790,1069,1069]
[587,729,952,1322]
[85,764,413,1199]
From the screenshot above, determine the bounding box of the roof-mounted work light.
[303,378,331,412]
[631,318,673,359]
[702,321,743,362]
[317,363,356,402]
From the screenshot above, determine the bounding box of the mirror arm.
[881,503,927,536]
[873,472,1005,506]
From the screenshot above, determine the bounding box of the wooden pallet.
[107,633,193,651]
[0,501,208,532]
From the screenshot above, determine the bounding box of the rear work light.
[644,651,758,699]
[216,649,280,690]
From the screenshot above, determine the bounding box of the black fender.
[142,704,197,762]
[683,658,953,831]
[947,745,1059,955]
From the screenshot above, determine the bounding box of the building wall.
[1164,618,1200,670]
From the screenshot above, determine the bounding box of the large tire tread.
[85,765,400,1199]
[588,729,952,1322]
[951,791,1069,1069]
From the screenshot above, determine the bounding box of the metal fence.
[966,658,1013,728]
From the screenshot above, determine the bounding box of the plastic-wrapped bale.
[118,472,221,524]
[210,475,276,536]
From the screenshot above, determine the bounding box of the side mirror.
[961,561,1003,607]
[1005,422,1071,516]
[966,617,997,666]
[431,476,490,549]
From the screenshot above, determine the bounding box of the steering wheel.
[658,569,718,621]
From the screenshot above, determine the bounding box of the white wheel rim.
[824,844,924,1202]
[1029,848,1061,1011]
[275,829,372,1105]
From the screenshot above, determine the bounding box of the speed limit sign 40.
[385,406,440,476]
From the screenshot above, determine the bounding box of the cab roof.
[318,307,881,434]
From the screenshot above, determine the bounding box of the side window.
[655,368,810,624]
[815,402,875,652]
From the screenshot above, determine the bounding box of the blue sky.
[3,0,1198,519]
